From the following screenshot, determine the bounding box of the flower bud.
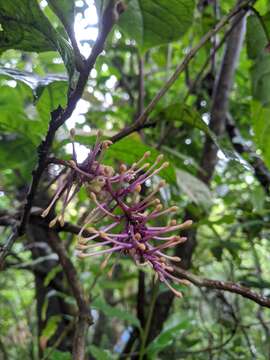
[119,164,127,173]
[70,128,76,138]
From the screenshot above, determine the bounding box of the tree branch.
[199,0,248,183]
[47,232,92,360]
[174,267,270,308]
[6,212,270,310]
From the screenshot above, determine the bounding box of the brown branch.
[47,232,92,360]
[111,0,254,143]
[174,267,270,308]
[9,212,270,309]
[184,13,243,102]
[0,0,123,268]
[199,0,248,183]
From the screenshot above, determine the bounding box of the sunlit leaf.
[251,101,270,169]
[41,315,61,341]
[0,0,74,76]
[0,67,67,99]
[119,0,195,52]
[47,0,75,32]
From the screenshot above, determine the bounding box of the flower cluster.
[42,131,192,297]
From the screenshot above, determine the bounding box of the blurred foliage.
[0,0,270,359]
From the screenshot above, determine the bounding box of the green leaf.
[247,14,270,106]
[247,14,270,169]
[250,186,265,212]
[41,315,61,341]
[43,349,72,360]
[44,265,62,287]
[246,14,268,60]
[161,145,203,172]
[119,0,195,52]
[251,101,270,169]
[250,54,270,106]
[37,81,68,125]
[88,345,113,360]
[0,67,67,99]
[47,0,75,32]
[156,103,242,163]
[146,320,189,357]
[0,84,43,143]
[104,133,176,185]
[0,137,36,181]
[157,103,212,134]
[92,298,140,328]
[176,168,212,207]
[0,1,74,76]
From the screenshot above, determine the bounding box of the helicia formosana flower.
[42,131,193,297]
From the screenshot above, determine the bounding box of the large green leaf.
[0,81,67,180]
[146,320,189,358]
[37,81,68,125]
[176,168,212,208]
[104,133,176,185]
[246,14,268,60]
[251,101,270,169]
[0,67,67,99]
[0,84,43,143]
[0,137,37,181]
[0,81,66,143]
[0,0,74,76]
[47,0,75,32]
[157,103,212,134]
[247,14,270,106]
[250,55,270,106]
[119,0,195,52]
[247,14,270,169]
[156,103,244,163]
[88,345,114,360]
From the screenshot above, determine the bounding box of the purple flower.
[42,132,193,297]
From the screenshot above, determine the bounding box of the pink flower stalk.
[42,131,193,297]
